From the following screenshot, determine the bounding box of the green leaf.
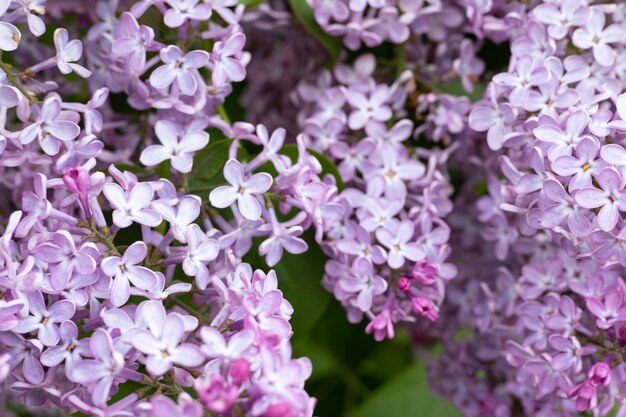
[437,77,486,102]
[287,0,342,61]
[238,0,265,7]
[245,230,331,335]
[192,137,233,181]
[349,360,461,417]
[279,144,345,191]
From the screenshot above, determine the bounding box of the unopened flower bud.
[397,276,412,292]
[229,358,251,385]
[412,296,439,322]
[63,166,90,195]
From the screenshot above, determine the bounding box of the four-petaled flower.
[150,45,209,95]
[209,159,273,221]
[101,241,158,307]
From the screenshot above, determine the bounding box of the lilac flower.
[0,332,45,384]
[493,55,550,107]
[73,329,140,406]
[346,85,392,129]
[533,0,589,40]
[327,18,382,51]
[40,320,89,379]
[469,101,520,151]
[311,0,349,26]
[101,242,158,307]
[103,182,162,228]
[210,33,246,87]
[369,148,425,199]
[586,289,626,329]
[365,309,394,341]
[330,139,374,182]
[339,258,387,311]
[259,224,308,267]
[153,195,201,243]
[140,120,209,173]
[53,28,91,78]
[540,179,590,237]
[568,382,598,411]
[552,137,604,190]
[130,305,204,376]
[196,374,238,413]
[200,327,253,361]
[209,159,273,221]
[572,9,625,66]
[533,109,589,161]
[588,362,611,387]
[164,0,212,28]
[337,225,386,264]
[34,231,98,291]
[14,291,76,346]
[19,97,81,156]
[112,12,156,72]
[549,335,583,373]
[19,0,46,37]
[575,167,626,232]
[150,394,203,417]
[412,296,439,322]
[376,220,424,269]
[150,46,209,95]
[0,19,20,52]
[182,224,219,290]
[453,39,485,93]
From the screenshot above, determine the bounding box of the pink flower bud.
[229,358,251,385]
[411,296,439,322]
[412,260,437,285]
[568,382,597,412]
[619,324,626,341]
[262,402,295,417]
[63,167,90,195]
[196,375,238,413]
[365,310,394,342]
[397,276,412,292]
[588,362,611,387]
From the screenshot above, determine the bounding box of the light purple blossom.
[101,241,158,307]
[150,46,209,95]
[209,159,273,221]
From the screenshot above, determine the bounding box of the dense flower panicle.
[424,2,626,417]
[3,0,626,415]
[0,0,332,415]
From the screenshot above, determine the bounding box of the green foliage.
[189,135,234,191]
[437,77,486,102]
[287,0,342,61]
[348,360,461,417]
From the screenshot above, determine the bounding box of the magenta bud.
[411,296,439,322]
[397,277,412,292]
[412,260,437,285]
[588,362,611,387]
[196,375,238,413]
[63,167,90,195]
[568,382,598,412]
[262,403,294,417]
[619,324,626,341]
[229,358,250,385]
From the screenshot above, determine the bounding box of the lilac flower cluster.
[425,1,626,417]
[285,54,459,341]
[0,0,342,415]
